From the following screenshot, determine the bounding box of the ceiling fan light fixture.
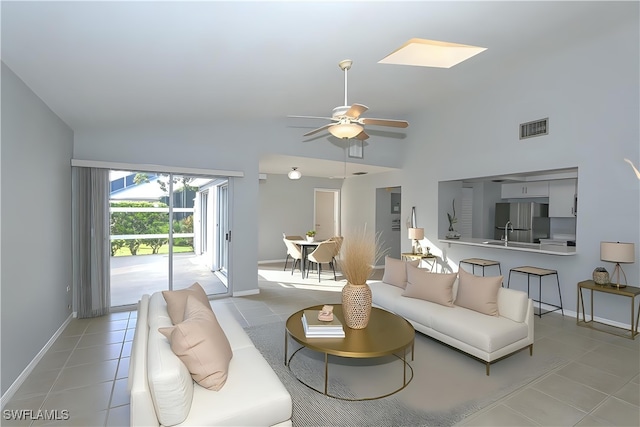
[328,123,363,139]
[288,167,302,180]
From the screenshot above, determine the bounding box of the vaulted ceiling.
[2,1,633,176]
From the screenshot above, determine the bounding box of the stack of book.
[301,310,345,338]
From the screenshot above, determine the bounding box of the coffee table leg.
[284,331,288,366]
[324,352,328,395]
[402,350,406,385]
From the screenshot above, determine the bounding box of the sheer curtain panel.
[72,167,110,318]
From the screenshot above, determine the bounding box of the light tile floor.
[2,263,639,426]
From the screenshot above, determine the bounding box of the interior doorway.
[314,188,340,240]
[375,186,402,259]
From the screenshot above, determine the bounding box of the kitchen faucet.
[504,221,514,246]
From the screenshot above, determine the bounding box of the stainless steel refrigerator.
[494,202,550,243]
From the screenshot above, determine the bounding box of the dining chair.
[328,236,344,264]
[306,240,338,282]
[283,238,304,275]
[282,234,304,271]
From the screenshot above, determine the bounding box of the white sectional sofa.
[129,292,292,426]
[370,258,534,375]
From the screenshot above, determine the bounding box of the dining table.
[291,239,320,277]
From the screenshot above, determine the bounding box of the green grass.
[112,244,194,257]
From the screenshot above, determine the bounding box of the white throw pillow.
[403,264,457,307]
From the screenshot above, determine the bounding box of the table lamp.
[408,228,424,254]
[600,241,635,289]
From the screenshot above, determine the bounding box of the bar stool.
[508,266,564,318]
[459,258,502,276]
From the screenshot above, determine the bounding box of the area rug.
[245,320,569,427]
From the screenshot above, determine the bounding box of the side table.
[401,253,440,272]
[577,280,640,340]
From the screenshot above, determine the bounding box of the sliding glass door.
[109,170,230,307]
[217,183,229,277]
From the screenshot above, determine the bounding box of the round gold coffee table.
[284,304,415,401]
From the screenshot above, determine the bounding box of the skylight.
[378,38,487,68]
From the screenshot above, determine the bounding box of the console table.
[577,280,640,340]
[401,253,440,272]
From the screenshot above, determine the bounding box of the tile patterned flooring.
[2,263,639,426]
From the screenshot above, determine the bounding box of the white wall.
[258,173,342,261]
[342,20,640,325]
[1,63,74,395]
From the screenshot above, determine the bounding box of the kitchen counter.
[438,238,577,256]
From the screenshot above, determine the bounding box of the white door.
[314,189,340,240]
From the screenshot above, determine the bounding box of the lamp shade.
[287,167,301,180]
[408,227,424,240]
[328,123,363,139]
[600,242,635,263]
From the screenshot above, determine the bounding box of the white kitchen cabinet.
[549,179,577,217]
[501,181,549,198]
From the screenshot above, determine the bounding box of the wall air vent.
[520,118,548,140]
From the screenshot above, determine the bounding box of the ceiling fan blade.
[355,131,369,140]
[345,104,368,119]
[288,115,334,121]
[303,123,333,137]
[360,117,409,128]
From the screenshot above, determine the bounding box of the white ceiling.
[2,1,632,177]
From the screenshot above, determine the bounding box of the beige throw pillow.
[162,282,211,324]
[382,256,420,289]
[454,267,502,316]
[159,295,233,391]
[403,264,457,307]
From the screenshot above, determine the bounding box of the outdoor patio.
[110,252,228,307]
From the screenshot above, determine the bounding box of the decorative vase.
[592,268,609,285]
[341,282,372,329]
[306,236,314,242]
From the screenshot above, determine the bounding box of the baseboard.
[233,289,260,297]
[258,259,286,265]
[537,302,632,330]
[1,313,73,409]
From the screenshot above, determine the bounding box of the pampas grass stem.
[338,227,385,285]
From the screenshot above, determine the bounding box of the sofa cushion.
[162,282,211,324]
[454,267,502,316]
[431,306,529,353]
[393,293,452,330]
[147,306,194,426]
[497,287,529,323]
[148,291,173,330]
[370,280,404,313]
[403,265,457,307]
[159,296,233,391]
[382,256,420,289]
[179,346,293,426]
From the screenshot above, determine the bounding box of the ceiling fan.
[290,59,409,141]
